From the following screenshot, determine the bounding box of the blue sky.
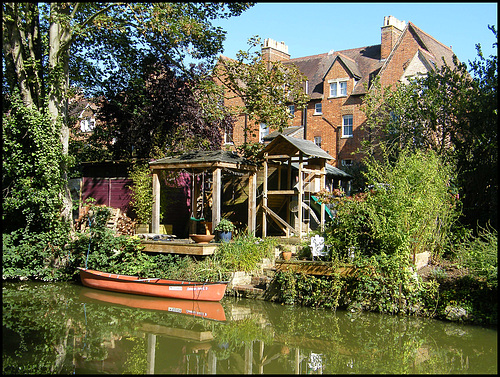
[213,2,497,68]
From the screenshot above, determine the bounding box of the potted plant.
[214,218,235,242]
[278,245,292,261]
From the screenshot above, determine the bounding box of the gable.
[400,50,435,84]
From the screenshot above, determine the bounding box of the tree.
[360,26,497,231]
[87,61,232,161]
[3,2,254,223]
[212,36,309,157]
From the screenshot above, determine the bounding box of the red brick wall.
[380,29,420,87]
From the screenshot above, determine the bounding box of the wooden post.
[248,171,257,234]
[212,168,221,230]
[298,154,303,238]
[190,174,200,234]
[320,162,326,232]
[262,154,268,238]
[286,158,292,237]
[151,170,160,234]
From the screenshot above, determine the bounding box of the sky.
[212,2,497,68]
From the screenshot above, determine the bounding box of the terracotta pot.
[282,251,292,261]
[189,234,215,244]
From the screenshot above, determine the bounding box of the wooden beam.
[248,172,257,234]
[262,204,296,235]
[264,154,290,160]
[298,154,303,237]
[320,162,326,232]
[262,154,268,238]
[212,168,221,229]
[151,170,160,234]
[267,190,296,195]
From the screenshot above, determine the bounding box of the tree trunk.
[48,3,73,223]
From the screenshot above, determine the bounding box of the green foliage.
[70,204,155,277]
[275,271,344,309]
[214,218,236,232]
[2,91,74,282]
[360,29,497,231]
[454,224,497,288]
[213,232,276,273]
[2,91,66,234]
[2,223,72,282]
[326,149,459,261]
[128,163,153,224]
[214,36,309,137]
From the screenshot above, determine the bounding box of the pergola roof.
[259,134,333,160]
[149,150,258,172]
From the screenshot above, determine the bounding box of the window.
[80,117,95,133]
[342,159,353,167]
[259,123,269,143]
[329,83,337,97]
[342,115,353,138]
[288,105,295,117]
[314,136,322,148]
[224,125,233,144]
[314,103,322,115]
[328,79,349,98]
[340,81,347,96]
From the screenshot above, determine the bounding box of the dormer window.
[328,79,349,98]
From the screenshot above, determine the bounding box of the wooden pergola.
[149,150,258,235]
[257,135,334,238]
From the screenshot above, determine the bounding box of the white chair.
[310,235,329,261]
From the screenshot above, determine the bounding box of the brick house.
[217,15,458,168]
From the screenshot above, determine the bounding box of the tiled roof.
[281,21,457,99]
[377,22,457,83]
[283,45,383,98]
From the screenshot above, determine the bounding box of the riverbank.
[227,250,497,328]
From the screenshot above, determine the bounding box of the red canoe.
[78,267,228,302]
[80,288,227,321]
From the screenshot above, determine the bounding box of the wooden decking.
[141,239,218,256]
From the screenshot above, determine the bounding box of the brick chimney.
[261,38,290,63]
[381,16,406,60]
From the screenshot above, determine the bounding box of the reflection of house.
[216,15,459,167]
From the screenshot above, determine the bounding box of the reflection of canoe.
[81,288,226,322]
[77,267,228,302]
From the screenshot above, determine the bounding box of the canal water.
[3,281,497,374]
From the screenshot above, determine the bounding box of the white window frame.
[224,125,234,145]
[288,105,295,118]
[328,78,349,98]
[341,159,353,167]
[259,123,269,143]
[342,114,353,138]
[314,103,322,115]
[314,136,322,148]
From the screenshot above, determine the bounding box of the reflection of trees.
[3,283,497,374]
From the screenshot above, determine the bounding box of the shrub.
[454,224,497,288]
[128,163,153,224]
[213,232,276,273]
[326,149,460,262]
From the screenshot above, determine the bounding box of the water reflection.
[2,282,497,374]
